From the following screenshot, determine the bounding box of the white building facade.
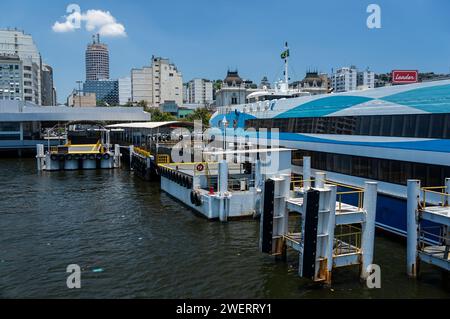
[330,66,357,92]
[357,70,375,90]
[131,57,183,107]
[331,66,375,92]
[118,76,132,105]
[0,29,42,104]
[186,78,213,106]
[215,71,250,107]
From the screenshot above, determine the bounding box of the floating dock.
[36,122,121,171]
[158,148,292,221]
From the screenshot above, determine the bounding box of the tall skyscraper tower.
[85,34,109,81]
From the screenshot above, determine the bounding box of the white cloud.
[52,12,81,33]
[52,9,126,37]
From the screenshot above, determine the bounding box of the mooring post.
[407,179,420,278]
[129,145,134,170]
[445,178,450,206]
[36,144,45,171]
[218,160,229,222]
[315,171,326,189]
[303,156,311,190]
[360,182,378,280]
[114,144,121,168]
[325,184,337,284]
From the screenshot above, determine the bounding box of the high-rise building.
[0,55,22,101]
[41,64,55,105]
[83,79,119,106]
[131,56,183,107]
[186,78,213,106]
[85,34,109,81]
[0,29,42,104]
[118,76,132,105]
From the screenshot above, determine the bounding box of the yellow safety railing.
[134,147,151,158]
[334,224,361,256]
[50,142,102,154]
[421,186,449,209]
[326,180,364,212]
[336,190,364,212]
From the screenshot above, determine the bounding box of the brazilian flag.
[280,49,289,59]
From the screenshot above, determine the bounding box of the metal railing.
[421,186,449,209]
[134,147,151,158]
[419,226,448,250]
[326,180,364,212]
[334,224,362,256]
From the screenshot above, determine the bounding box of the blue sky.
[3,0,450,103]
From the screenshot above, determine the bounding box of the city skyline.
[2,0,450,103]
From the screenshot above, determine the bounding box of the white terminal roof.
[203,148,295,155]
[106,121,193,129]
[0,101,151,122]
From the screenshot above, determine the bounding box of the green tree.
[185,107,212,126]
[148,108,177,122]
[137,100,148,108]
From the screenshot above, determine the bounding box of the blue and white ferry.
[210,74,450,238]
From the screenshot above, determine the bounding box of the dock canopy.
[106,121,194,130]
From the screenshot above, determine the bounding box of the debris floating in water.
[92,268,104,273]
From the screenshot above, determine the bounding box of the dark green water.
[0,158,449,298]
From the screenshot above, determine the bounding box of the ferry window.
[427,165,443,187]
[378,160,390,182]
[403,115,417,137]
[413,164,427,186]
[430,114,444,138]
[380,116,392,136]
[444,114,450,139]
[389,161,402,184]
[359,116,371,135]
[370,116,381,136]
[391,116,404,136]
[416,114,430,137]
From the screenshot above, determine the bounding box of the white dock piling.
[407,179,420,278]
[325,184,337,283]
[360,182,378,280]
[218,160,229,222]
[36,144,45,171]
[129,145,134,170]
[303,156,311,190]
[315,171,326,189]
[114,144,121,168]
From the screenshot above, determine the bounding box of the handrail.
[334,224,362,256]
[134,147,151,158]
[421,186,449,208]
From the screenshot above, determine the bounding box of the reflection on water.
[0,158,448,298]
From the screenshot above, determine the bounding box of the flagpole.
[284,42,289,87]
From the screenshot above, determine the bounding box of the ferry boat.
[210,58,450,238]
